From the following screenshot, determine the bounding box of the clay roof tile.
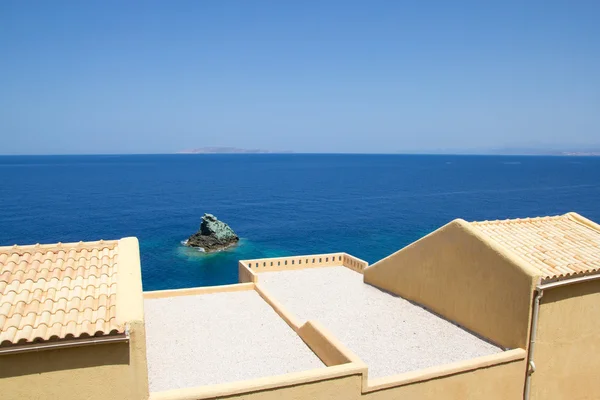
[470,213,600,283]
[0,239,124,348]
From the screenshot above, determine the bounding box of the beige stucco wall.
[239,261,257,283]
[298,321,356,366]
[117,237,150,399]
[239,253,368,284]
[223,375,362,400]
[364,357,526,400]
[364,219,538,349]
[0,340,144,400]
[242,253,347,273]
[164,375,363,400]
[530,278,600,400]
[150,352,526,400]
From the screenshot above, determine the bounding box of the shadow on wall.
[0,342,129,378]
[541,280,599,305]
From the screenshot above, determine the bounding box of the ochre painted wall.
[130,320,151,399]
[181,358,525,400]
[364,358,526,400]
[0,336,147,400]
[364,219,538,350]
[218,375,363,400]
[531,279,600,400]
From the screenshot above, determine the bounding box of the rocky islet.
[186,213,239,253]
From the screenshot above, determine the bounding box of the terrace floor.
[144,290,325,393]
[260,266,503,380]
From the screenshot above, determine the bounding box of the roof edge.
[0,333,128,356]
[116,237,145,324]
[470,215,563,225]
[456,219,543,280]
[565,212,600,233]
[0,239,118,254]
[367,219,461,272]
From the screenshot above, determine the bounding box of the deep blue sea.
[1,154,599,291]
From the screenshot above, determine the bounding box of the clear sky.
[1,1,599,155]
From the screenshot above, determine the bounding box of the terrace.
[143,286,325,393]
[141,252,523,399]
[258,265,502,380]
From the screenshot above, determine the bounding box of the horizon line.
[1,152,599,157]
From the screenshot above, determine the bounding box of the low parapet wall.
[363,349,526,394]
[149,367,365,400]
[239,252,368,283]
[362,350,526,399]
[143,282,255,299]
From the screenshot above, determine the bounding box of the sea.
[1,154,599,291]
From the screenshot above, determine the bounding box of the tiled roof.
[470,213,600,283]
[0,240,124,347]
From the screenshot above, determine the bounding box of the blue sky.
[1,1,599,154]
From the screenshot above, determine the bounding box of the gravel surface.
[144,290,325,392]
[260,266,503,380]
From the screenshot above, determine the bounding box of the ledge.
[364,348,527,393]
[143,282,255,299]
[149,361,364,400]
[239,252,369,280]
[255,283,302,330]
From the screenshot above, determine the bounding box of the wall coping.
[364,348,527,393]
[143,282,255,299]
[117,237,145,324]
[255,283,302,330]
[148,362,364,400]
[240,252,368,279]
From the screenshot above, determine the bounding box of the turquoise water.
[1,154,599,290]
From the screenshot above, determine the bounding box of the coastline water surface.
[1,154,599,290]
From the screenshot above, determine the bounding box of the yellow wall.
[150,355,526,400]
[242,253,347,273]
[0,335,146,400]
[240,253,368,283]
[297,321,356,366]
[199,375,363,400]
[239,261,257,283]
[364,357,526,400]
[228,360,526,400]
[531,279,600,400]
[130,320,151,399]
[364,219,538,349]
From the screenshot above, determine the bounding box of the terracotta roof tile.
[0,240,124,347]
[470,213,600,283]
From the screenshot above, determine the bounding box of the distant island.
[176,146,600,156]
[178,147,292,154]
[559,152,600,156]
[406,146,600,156]
[486,148,600,156]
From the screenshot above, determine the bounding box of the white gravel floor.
[260,266,503,380]
[144,290,325,392]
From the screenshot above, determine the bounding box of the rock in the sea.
[186,213,239,252]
